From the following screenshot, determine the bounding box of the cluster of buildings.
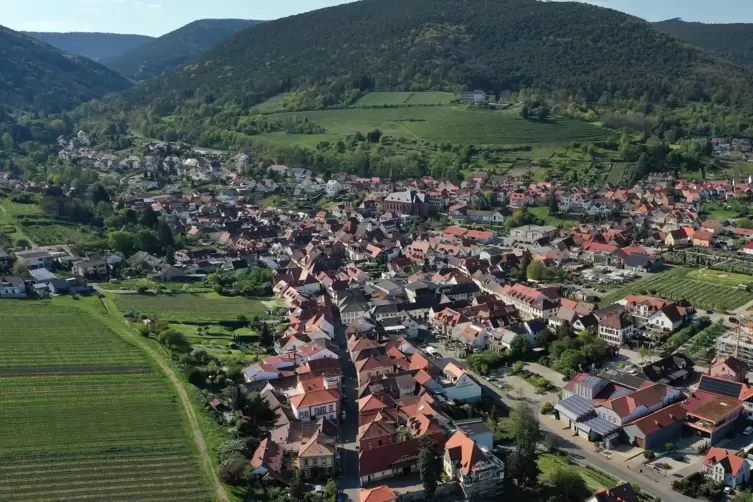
[553,355,753,488]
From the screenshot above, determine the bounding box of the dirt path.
[89,298,229,502]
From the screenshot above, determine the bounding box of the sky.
[2,0,753,37]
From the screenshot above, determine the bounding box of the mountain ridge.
[104,19,263,80]
[123,0,753,111]
[0,25,132,113]
[653,18,753,69]
[22,31,153,61]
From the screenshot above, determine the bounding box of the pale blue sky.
[2,0,752,36]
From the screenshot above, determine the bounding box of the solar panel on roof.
[698,377,742,399]
[610,387,633,399]
[582,375,603,387]
[582,416,620,436]
[557,395,594,418]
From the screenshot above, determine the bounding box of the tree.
[548,192,559,216]
[156,219,175,247]
[366,129,382,143]
[323,479,338,502]
[542,466,589,502]
[218,462,247,485]
[527,259,545,281]
[508,403,541,487]
[664,442,674,453]
[13,238,31,250]
[12,260,28,276]
[418,435,442,498]
[638,346,650,362]
[289,469,305,502]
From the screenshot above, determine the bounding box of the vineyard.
[599,268,753,311]
[354,91,455,106]
[604,162,635,186]
[0,301,210,501]
[111,292,282,322]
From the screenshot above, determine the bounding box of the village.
[9,133,753,502]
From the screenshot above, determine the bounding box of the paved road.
[335,325,360,502]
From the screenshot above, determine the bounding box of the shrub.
[540,402,554,414]
[136,285,149,294]
[644,449,655,460]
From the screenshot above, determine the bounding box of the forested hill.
[119,0,753,112]
[0,26,132,112]
[22,32,153,61]
[653,19,753,69]
[104,19,263,80]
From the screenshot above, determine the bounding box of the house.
[692,230,714,247]
[589,483,639,502]
[594,383,683,426]
[295,433,336,479]
[325,180,342,197]
[453,419,494,451]
[508,225,559,243]
[597,314,634,346]
[443,430,505,499]
[499,283,559,320]
[665,229,690,248]
[250,438,287,484]
[642,353,694,385]
[0,276,26,298]
[356,356,397,386]
[458,90,488,103]
[440,362,482,403]
[684,393,742,443]
[359,486,398,502]
[73,257,108,278]
[622,402,687,450]
[710,357,748,383]
[15,249,53,270]
[704,447,751,488]
[289,389,340,422]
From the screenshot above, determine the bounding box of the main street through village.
[336,324,361,502]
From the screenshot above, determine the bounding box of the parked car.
[744,426,753,436]
[341,411,347,420]
[730,316,740,324]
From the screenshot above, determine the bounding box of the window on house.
[329,404,334,412]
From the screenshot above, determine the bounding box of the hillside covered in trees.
[104,19,263,80]
[22,32,153,62]
[0,25,132,113]
[654,19,753,70]
[110,0,753,113]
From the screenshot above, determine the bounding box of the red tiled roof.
[289,389,339,409]
[445,431,487,474]
[360,486,398,502]
[705,447,747,476]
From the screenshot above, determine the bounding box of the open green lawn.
[0,300,210,501]
[177,324,268,363]
[705,209,740,221]
[527,207,577,229]
[262,107,613,146]
[20,222,90,245]
[355,91,456,106]
[538,454,617,493]
[110,293,284,322]
[599,267,753,310]
[687,268,753,287]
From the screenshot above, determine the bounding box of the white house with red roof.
[440,362,482,403]
[290,388,340,422]
[704,447,751,488]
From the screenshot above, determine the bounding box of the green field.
[20,222,90,245]
[599,267,753,311]
[527,207,577,229]
[355,91,455,106]
[0,300,210,501]
[264,107,613,146]
[538,454,616,493]
[177,324,268,363]
[111,293,283,322]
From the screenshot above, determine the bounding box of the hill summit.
[104,19,263,80]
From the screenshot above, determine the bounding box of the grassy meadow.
[110,292,284,322]
[265,106,612,146]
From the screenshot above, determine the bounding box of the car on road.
[730,316,740,324]
[707,310,715,315]
[744,426,753,436]
[341,411,347,420]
